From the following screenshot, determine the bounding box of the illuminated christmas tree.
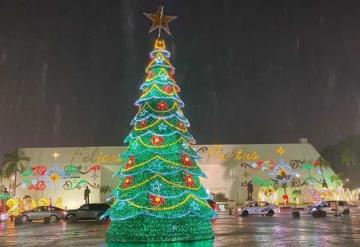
[105,5,216,243]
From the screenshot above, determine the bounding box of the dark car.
[207,199,217,210]
[21,206,64,223]
[64,203,110,221]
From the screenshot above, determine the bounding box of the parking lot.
[0,212,360,247]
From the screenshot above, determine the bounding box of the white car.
[0,212,9,222]
[236,201,280,217]
[308,200,350,217]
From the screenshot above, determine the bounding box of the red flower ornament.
[150,194,165,207]
[178,121,186,130]
[125,156,136,169]
[152,136,164,146]
[184,174,195,187]
[122,176,133,188]
[181,154,192,166]
[140,120,147,128]
[157,101,168,111]
[163,85,173,94]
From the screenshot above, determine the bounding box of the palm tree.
[329,173,344,187]
[340,149,353,167]
[317,157,331,188]
[0,169,4,189]
[3,148,30,196]
[340,147,356,183]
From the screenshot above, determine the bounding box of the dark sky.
[0,0,359,157]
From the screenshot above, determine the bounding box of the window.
[339,201,347,206]
[32,207,42,212]
[321,202,330,207]
[89,204,99,210]
[80,205,90,210]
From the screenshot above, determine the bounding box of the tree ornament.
[184,174,195,187]
[152,135,164,146]
[140,120,147,128]
[157,101,169,111]
[181,153,192,166]
[178,121,185,130]
[122,176,134,188]
[146,71,154,79]
[150,194,165,207]
[163,85,173,94]
[125,156,136,169]
[170,68,175,77]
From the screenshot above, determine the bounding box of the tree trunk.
[13,172,17,196]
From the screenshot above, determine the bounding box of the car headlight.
[311,208,317,211]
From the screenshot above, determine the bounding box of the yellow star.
[143,5,177,37]
[50,172,61,183]
[276,146,286,156]
[52,151,60,159]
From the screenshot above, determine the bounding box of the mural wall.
[11,143,345,209]
[16,147,123,209]
[196,144,343,204]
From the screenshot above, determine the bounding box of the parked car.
[207,199,217,210]
[0,212,9,222]
[21,206,64,223]
[64,203,110,221]
[308,200,350,217]
[236,201,280,217]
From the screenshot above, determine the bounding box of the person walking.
[84,186,90,205]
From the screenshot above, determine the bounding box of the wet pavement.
[0,213,360,247]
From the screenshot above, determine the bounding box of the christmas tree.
[105,5,216,243]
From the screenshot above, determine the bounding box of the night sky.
[0,0,359,157]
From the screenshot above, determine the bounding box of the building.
[9,142,350,209]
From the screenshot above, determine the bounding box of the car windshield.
[79,205,90,210]
[246,202,255,207]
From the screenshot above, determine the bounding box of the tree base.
[106,216,214,243]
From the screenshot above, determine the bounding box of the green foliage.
[322,134,360,188]
[214,192,227,202]
[292,190,302,197]
[3,149,30,177]
[329,173,344,187]
[252,176,273,187]
[2,148,30,195]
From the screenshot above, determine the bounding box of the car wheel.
[241,210,249,217]
[50,215,58,223]
[343,209,350,215]
[267,210,275,217]
[312,211,320,218]
[21,215,29,223]
[67,214,76,222]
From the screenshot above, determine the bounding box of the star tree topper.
[143,4,177,37]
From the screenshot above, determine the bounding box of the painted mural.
[18,163,100,191]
